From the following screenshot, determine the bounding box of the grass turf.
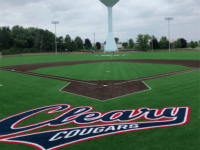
[0,51,200,67]
[30,62,192,81]
[0,51,199,150]
[0,68,199,150]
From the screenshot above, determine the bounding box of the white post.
[165,18,173,52]
[52,21,59,54]
[55,24,57,54]
[94,33,95,45]
[168,20,170,52]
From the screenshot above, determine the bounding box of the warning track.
[1,59,199,100]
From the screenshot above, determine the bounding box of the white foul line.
[0,68,97,85]
[1,67,199,101]
[115,68,200,85]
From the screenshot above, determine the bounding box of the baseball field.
[0,51,199,150]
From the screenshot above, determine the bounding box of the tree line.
[0,26,102,55]
[0,25,199,54]
[120,34,199,51]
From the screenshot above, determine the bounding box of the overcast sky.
[0,0,199,43]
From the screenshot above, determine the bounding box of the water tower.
[100,0,119,52]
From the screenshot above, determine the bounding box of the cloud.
[0,0,43,6]
[0,0,199,43]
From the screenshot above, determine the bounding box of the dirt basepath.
[1,59,199,100]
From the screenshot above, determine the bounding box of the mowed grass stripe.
[30,62,192,81]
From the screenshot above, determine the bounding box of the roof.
[171,40,176,43]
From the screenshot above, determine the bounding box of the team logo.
[0,104,190,150]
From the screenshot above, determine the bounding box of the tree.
[85,45,89,50]
[129,39,134,49]
[37,29,45,51]
[174,39,182,48]
[104,41,106,44]
[0,27,12,50]
[27,27,36,48]
[11,25,31,48]
[136,34,151,51]
[122,42,128,48]
[126,44,130,49]
[74,36,83,50]
[158,36,170,49]
[64,35,71,51]
[159,40,167,49]
[84,39,92,49]
[96,42,101,50]
[150,35,159,49]
[150,39,159,49]
[92,45,97,50]
[0,25,56,53]
[42,30,55,51]
[195,41,198,47]
[151,35,157,41]
[179,38,187,48]
[160,36,169,42]
[26,27,40,51]
[70,40,76,51]
[159,36,169,49]
[57,36,64,52]
[187,43,191,48]
[191,41,196,49]
[115,38,119,44]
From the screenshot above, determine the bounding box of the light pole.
[165,17,173,52]
[94,33,95,45]
[51,21,59,54]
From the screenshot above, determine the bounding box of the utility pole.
[165,18,173,52]
[94,33,95,46]
[51,21,59,54]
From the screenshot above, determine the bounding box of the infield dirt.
[0,59,199,100]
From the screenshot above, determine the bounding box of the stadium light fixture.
[51,21,59,54]
[165,17,173,52]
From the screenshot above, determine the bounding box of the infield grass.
[30,62,192,81]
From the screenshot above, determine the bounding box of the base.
[105,32,118,52]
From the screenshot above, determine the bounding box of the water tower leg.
[105,7,118,52]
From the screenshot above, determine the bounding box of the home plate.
[12,69,15,71]
[103,85,108,87]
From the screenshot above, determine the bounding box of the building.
[171,40,176,43]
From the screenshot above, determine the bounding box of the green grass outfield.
[0,51,200,150]
[0,51,200,67]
